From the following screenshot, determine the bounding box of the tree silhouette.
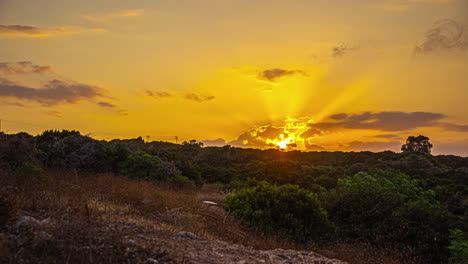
[401,135,433,154]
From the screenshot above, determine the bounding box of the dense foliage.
[224,181,332,243]
[1,130,467,263]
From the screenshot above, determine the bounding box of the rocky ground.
[1,205,347,264]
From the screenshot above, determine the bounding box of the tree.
[401,135,433,154]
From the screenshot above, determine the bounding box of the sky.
[1,0,467,155]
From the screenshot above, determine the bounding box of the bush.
[168,175,196,188]
[224,181,332,243]
[14,162,47,182]
[122,152,163,179]
[323,170,454,262]
[448,229,468,264]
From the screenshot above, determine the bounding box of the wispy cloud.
[332,43,356,57]
[0,61,52,74]
[82,9,144,22]
[146,90,172,98]
[185,93,215,103]
[415,19,468,54]
[96,101,117,108]
[258,68,306,82]
[0,24,106,38]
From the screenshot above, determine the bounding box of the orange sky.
[1,0,467,155]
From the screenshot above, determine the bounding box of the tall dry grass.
[0,170,411,264]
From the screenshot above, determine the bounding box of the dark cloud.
[201,138,227,147]
[332,43,354,57]
[330,113,348,120]
[0,78,105,106]
[0,25,43,36]
[310,111,446,131]
[146,90,172,98]
[374,134,402,140]
[304,143,326,151]
[439,122,468,132]
[185,93,215,102]
[258,68,306,82]
[415,19,468,54]
[97,101,116,108]
[0,61,52,75]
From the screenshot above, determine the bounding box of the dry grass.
[0,170,410,263]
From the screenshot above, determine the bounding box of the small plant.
[14,162,47,182]
[153,191,164,199]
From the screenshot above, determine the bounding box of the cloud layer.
[218,111,468,152]
[311,111,446,131]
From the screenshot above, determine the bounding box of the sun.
[277,138,291,149]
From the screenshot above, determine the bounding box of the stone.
[174,231,199,240]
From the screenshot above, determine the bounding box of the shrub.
[224,181,332,243]
[323,170,454,262]
[122,152,163,179]
[14,162,47,182]
[448,229,468,264]
[168,175,196,188]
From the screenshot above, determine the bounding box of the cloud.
[332,43,355,57]
[439,122,468,132]
[46,110,62,117]
[185,93,215,102]
[0,25,45,37]
[311,111,446,131]
[0,78,106,106]
[258,68,306,82]
[146,90,172,98]
[0,24,106,38]
[201,138,227,147]
[96,101,117,108]
[415,19,468,54]
[373,134,403,140]
[0,61,52,75]
[82,9,143,22]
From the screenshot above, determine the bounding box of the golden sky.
[1,0,467,155]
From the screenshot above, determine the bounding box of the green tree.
[401,135,433,154]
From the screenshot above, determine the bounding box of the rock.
[146,258,159,263]
[124,239,138,247]
[16,216,42,231]
[174,231,199,240]
[16,216,52,233]
[141,199,152,205]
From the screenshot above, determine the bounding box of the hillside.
[1,171,355,264]
[0,130,467,263]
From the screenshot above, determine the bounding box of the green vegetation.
[225,181,332,243]
[1,130,467,263]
